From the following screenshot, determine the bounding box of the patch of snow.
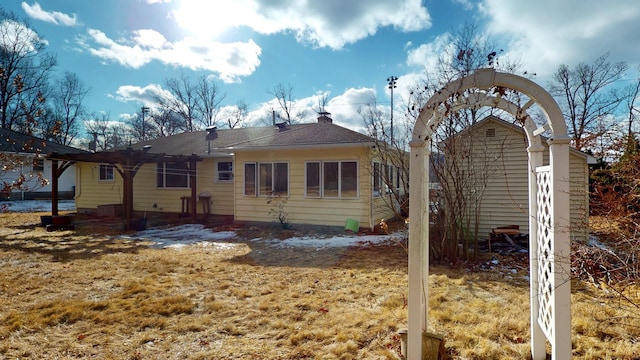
[1,200,75,213]
[271,232,402,250]
[120,224,238,249]
[116,224,402,250]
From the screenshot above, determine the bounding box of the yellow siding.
[75,162,124,210]
[451,120,589,242]
[75,157,234,216]
[75,147,401,228]
[234,147,388,228]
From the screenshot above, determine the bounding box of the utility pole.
[141,106,150,139]
[387,76,397,144]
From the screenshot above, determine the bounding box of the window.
[341,162,358,197]
[216,160,233,181]
[157,162,189,188]
[323,162,339,197]
[33,158,44,172]
[244,163,256,196]
[306,162,321,198]
[305,161,358,199]
[373,162,400,196]
[373,162,381,197]
[99,164,114,181]
[259,162,288,196]
[245,162,288,196]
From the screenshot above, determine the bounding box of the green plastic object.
[345,219,359,232]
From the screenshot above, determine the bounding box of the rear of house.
[72,118,403,230]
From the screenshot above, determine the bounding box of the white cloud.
[479,0,640,79]
[77,29,262,83]
[171,0,432,49]
[406,33,452,71]
[327,87,378,132]
[21,2,77,26]
[0,19,47,54]
[113,84,171,109]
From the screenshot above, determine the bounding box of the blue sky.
[5,0,640,138]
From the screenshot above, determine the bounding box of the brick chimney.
[317,111,332,124]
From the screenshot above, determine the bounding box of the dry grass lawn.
[1,212,639,359]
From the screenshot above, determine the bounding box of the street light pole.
[141,106,150,139]
[387,76,397,144]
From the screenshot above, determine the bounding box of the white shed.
[443,116,594,242]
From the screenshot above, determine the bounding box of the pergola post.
[527,144,546,359]
[407,140,430,359]
[189,156,197,221]
[548,137,572,359]
[51,159,59,216]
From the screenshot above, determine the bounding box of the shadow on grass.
[0,223,149,263]
[226,238,409,271]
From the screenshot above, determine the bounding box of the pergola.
[47,147,202,228]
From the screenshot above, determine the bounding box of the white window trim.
[305,160,359,199]
[243,162,257,196]
[258,161,289,197]
[98,163,114,182]
[304,161,321,198]
[244,161,290,197]
[215,159,234,182]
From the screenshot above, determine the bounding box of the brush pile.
[571,236,640,285]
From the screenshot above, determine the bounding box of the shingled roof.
[0,128,87,155]
[128,122,376,156]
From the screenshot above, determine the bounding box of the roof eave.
[222,142,376,152]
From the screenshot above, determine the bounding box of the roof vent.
[206,125,218,140]
[317,111,332,124]
[275,122,288,131]
[485,128,496,138]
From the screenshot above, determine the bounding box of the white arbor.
[407,69,571,359]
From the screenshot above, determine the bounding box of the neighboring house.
[0,128,84,200]
[441,116,595,242]
[68,115,405,229]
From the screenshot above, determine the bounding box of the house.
[440,116,595,242]
[0,128,84,200]
[61,115,405,230]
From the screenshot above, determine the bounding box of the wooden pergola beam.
[47,148,203,227]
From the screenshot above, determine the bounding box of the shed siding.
[451,119,589,243]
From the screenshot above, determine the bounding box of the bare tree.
[159,74,198,132]
[314,92,329,114]
[226,100,248,129]
[84,112,131,150]
[149,108,184,137]
[268,82,305,124]
[621,67,640,156]
[550,52,627,152]
[42,72,90,145]
[401,22,522,263]
[0,9,56,131]
[360,98,410,222]
[127,106,158,142]
[195,75,226,128]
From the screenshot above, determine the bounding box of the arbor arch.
[407,69,571,359]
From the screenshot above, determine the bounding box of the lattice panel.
[536,167,554,342]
